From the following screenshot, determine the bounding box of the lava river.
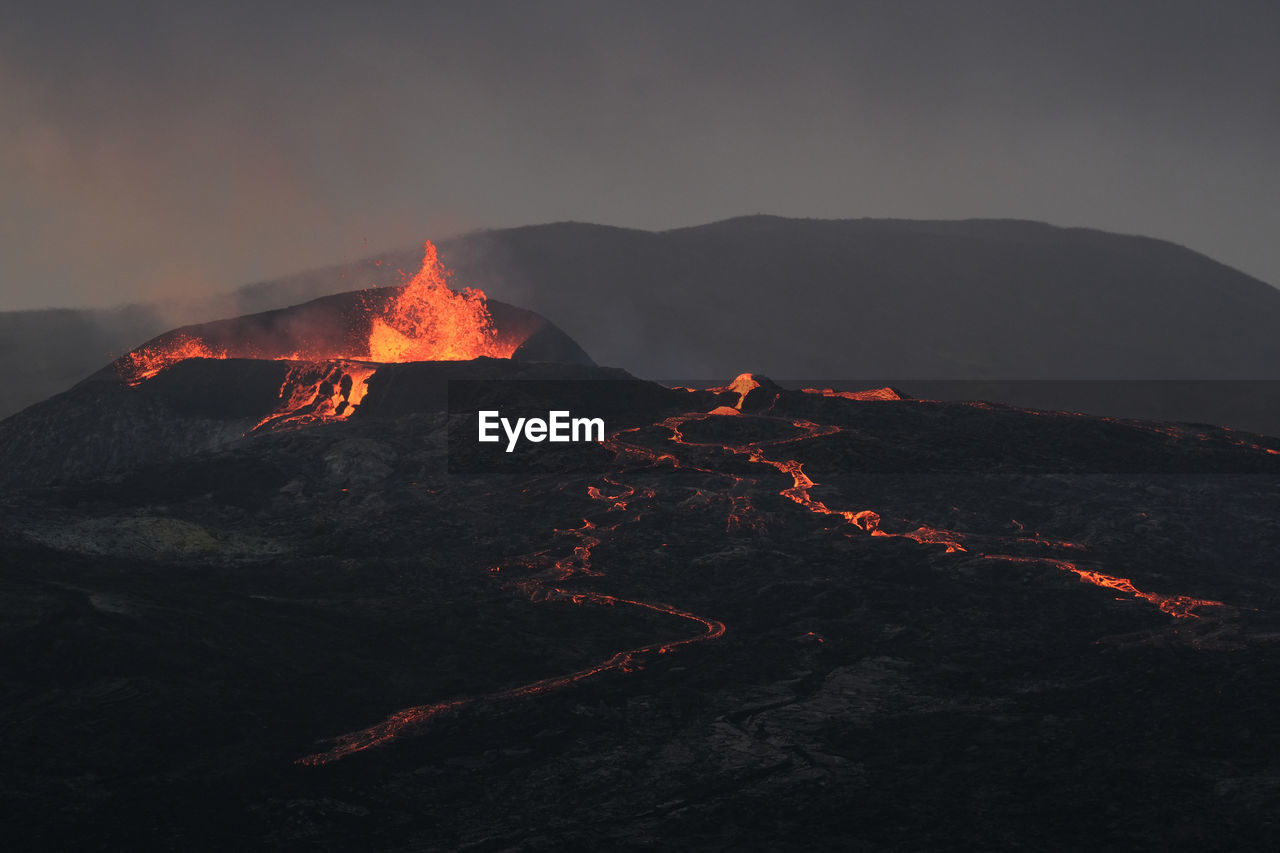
[296,375,1231,765]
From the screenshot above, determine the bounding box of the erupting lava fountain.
[113,240,593,386]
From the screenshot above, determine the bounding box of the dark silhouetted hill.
[444,217,1280,380]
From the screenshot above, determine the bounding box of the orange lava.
[801,386,902,401]
[118,240,515,386]
[1068,567,1223,618]
[648,409,969,553]
[367,241,515,362]
[117,334,226,384]
[296,590,724,766]
[707,373,764,410]
[250,362,377,433]
[981,555,1224,618]
[642,407,1233,617]
[296,378,1236,766]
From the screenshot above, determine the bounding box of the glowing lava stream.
[977,556,1222,619]
[250,361,378,433]
[298,377,1228,765]
[296,592,724,766]
[631,380,1227,620]
[297,459,727,765]
[641,406,970,553]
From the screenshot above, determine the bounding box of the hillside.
[3,363,1280,849]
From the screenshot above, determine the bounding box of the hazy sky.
[2,0,1277,311]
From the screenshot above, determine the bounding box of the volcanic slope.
[3,366,1280,850]
[7,216,1280,420]
[0,237,595,486]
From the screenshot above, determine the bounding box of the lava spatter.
[367,241,515,362]
[118,334,227,385]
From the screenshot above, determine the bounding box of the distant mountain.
[4,216,1279,419]
[443,217,1280,380]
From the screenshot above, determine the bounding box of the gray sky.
[2,0,1277,311]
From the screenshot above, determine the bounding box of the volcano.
[0,240,596,487]
[7,216,1280,423]
[109,240,592,385]
[4,222,1280,852]
[3,351,1280,850]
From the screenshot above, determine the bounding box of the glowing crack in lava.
[117,240,516,386]
[298,373,1232,765]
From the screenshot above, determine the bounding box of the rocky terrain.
[3,361,1280,850]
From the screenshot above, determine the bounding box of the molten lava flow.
[297,561,725,766]
[296,416,732,765]
[367,241,516,361]
[646,411,969,553]
[587,476,637,512]
[640,409,1232,612]
[117,335,227,385]
[706,373,766,410]
[296,590,725,766]
[981,555,1224,618]
[251,362,377,433]
[117,239,518,387]
[801,386,902,401]
[297,383,1240,766]
[550,519,605,579]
